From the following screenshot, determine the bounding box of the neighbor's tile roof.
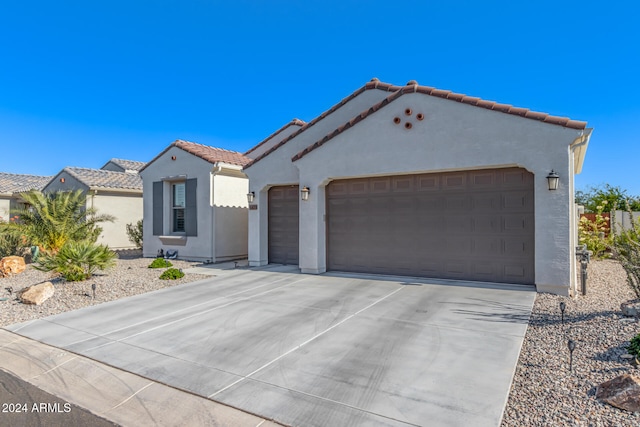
[244,118,306,156]
[0,173,52,194]
[141,140,251,172]
[64,167,143,190]
[104,158,147,172]
[291,79,589,162]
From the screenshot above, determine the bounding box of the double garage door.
[326,168,535,285]
[268,168,534,285]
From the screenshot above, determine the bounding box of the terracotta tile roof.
[64,167,143,191]
[141,140,251,173]
[103,158,147,172]
[244,118,306,156]
[0,173,52,194]
[291,79,589,162]
[243,78,401,169]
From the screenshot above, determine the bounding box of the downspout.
[210,164,223,263]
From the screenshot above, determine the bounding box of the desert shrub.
[126,219,143,249]
[629,334,640,357]
[612,204,640,298]
[578,201,612,259]
[159,268,184,280]
[35,241,117,281]
[148,258,172,268]
[0,220,24,258]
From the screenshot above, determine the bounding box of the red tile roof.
[243,78,401,169]
[244,118,306,156]
[141,140,251,173]
[291,79,588,162]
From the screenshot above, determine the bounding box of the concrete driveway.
[5,265,535,427]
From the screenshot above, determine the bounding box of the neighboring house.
[244,78,592,296]
[140,140,250,262]
[0,173,52,220]
[43,166,143,249]
[100,158,147,173]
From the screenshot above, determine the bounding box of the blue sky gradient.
[1,1,638,194]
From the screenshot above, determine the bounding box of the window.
[152,178,196,237]
[172,182,186,232]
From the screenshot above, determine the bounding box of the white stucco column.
[299,180,326,274]
[248,187,269,266]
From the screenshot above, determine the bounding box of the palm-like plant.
[35,241,117,281]
[10,190,114,253]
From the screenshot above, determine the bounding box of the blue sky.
[1,1,638,195]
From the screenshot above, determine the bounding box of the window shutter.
[185,178,197,236]
[152,181,163,236]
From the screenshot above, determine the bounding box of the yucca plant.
[10,190,114,253]
[35,241,117,281]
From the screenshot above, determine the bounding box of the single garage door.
[327,168,534,284]
[268,185,299,265]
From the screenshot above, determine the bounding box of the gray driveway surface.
[5,265,535,427]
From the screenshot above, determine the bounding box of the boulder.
[621,300,640,317]
[596,374,640,413]
[0,256,26,277]
[20,282,55,305]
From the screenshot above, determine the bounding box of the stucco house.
[244,78,592,296]
[100,158,146,174]
[140,140,250,262]
[0,173,52,220]
[44,165,143,249]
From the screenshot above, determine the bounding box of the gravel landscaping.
[502,259,640,426]
[1,255,639,426]
[0,252,208,327]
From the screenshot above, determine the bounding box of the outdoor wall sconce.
[301,186,310,201]
[247,191,255,203]
[546,170,560,191]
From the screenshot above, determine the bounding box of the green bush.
[149,258,172,268]
[612,204,640,298]
[578,201,612,259]
[159,268,184,280]
[35,241,117,281]
[0,221,24,258]
[629,334,640,357]
[126,219,143,249]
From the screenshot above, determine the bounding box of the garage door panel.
[327,168,534,285]
[268,186,299,265]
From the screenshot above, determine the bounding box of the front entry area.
[268,185,299,265]
[326,168,535,285]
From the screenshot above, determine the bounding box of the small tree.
[576,184,640,213]
[10,190,114,253]
[126,219,143,249]
[612,203,640,298]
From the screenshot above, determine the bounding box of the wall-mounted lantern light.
[247,192,255,203]
[546,170,560,191]
[301,186,310,201]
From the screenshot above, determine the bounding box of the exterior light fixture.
[247,191,255,203]
[568,339,576,372]
[301,186,310,201]
[546,170,560,191]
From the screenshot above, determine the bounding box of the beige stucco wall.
[212,172,248,260]
[247,90,588,296]
[91,192,143,249]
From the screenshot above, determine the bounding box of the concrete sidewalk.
[0,329,283,427]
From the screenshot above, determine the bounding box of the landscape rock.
[20,282,55,305]
[621,300,640,317]
[596,374,640,413]
[0,256,26,277]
